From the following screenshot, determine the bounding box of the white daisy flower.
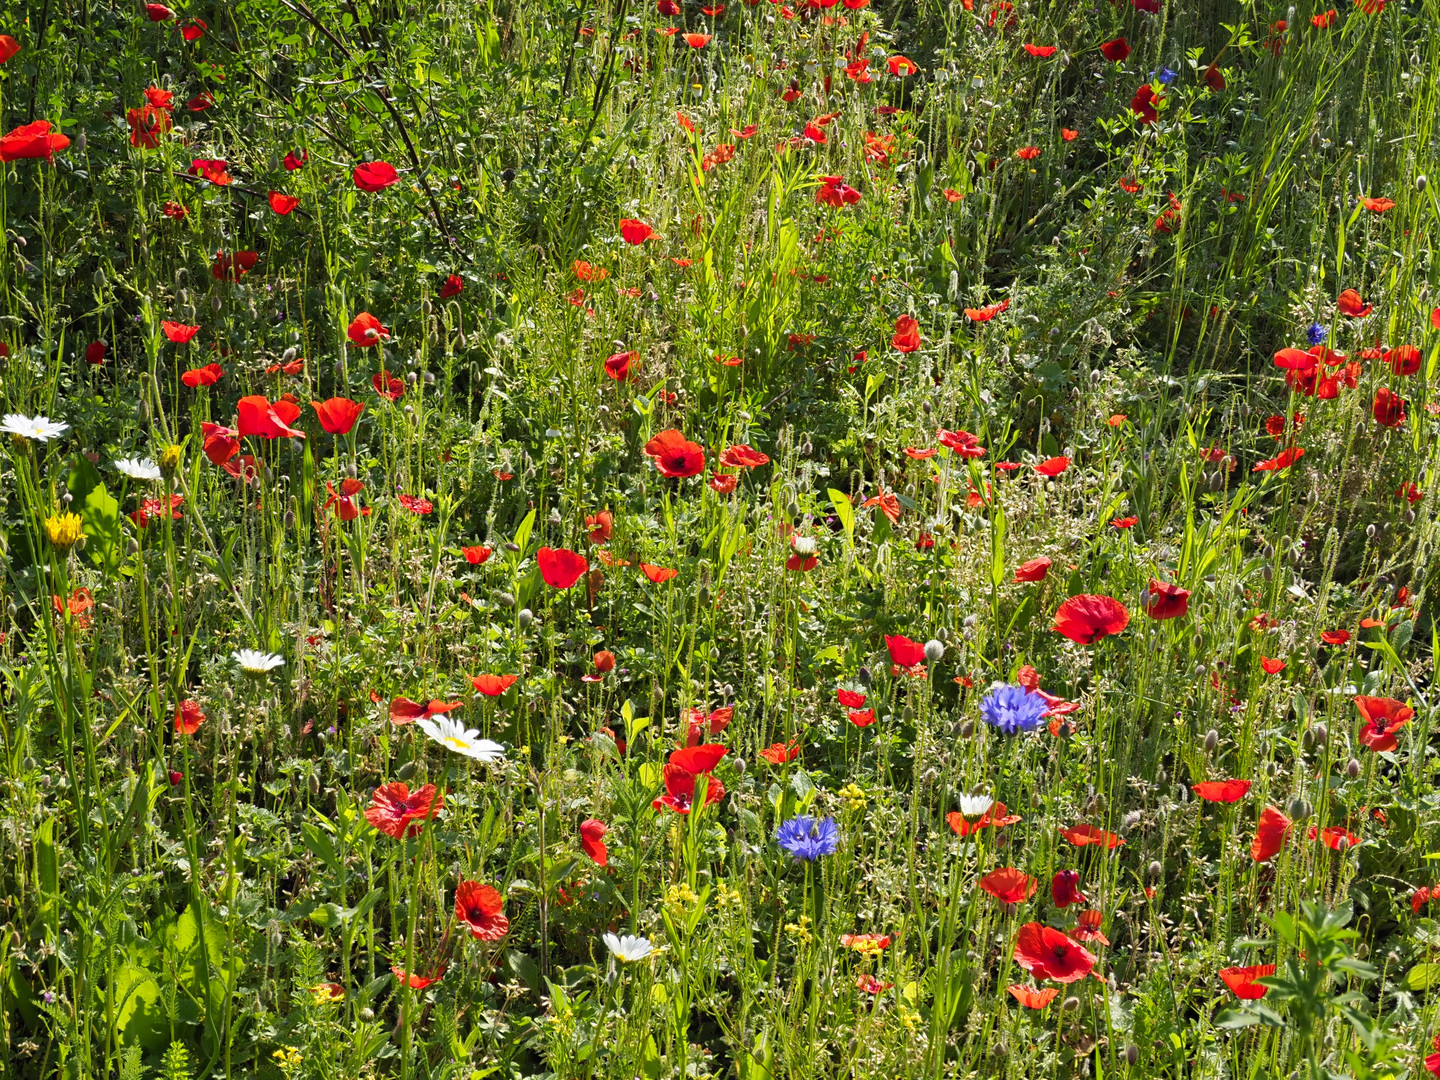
[415,714,505,763]
[955,793,994,821]
[1,413,70,442]
[233,649,285,674]
[603,933,654,963]
[113,457,162,480]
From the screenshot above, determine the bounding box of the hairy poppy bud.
[959,720,975,737]
[1288,797,1312,821]
[1147,860,1162,879]
[1125,1045,1139,1066]
[283,510,295,529]
[495,591,515,608]
[1203,729,1218,751]
[1366,524,1376,538]
[1346,758,1361,778]
[1417,174,1428,192]
[1312,722,1327,746]
[1061,996,1080,1011]
[504,542,520,552]
[857,665,873,686]
[924,639,945,662]
[518,608,534,627]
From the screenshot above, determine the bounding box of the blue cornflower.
[775,815,840,861]
[979,683,1049,735]
[1158,66,1178,84]
[1307,322,1328,345]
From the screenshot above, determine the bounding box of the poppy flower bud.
[1287,797,1312,821]
[959,720,975,737]
[1313,722,1327,746]
[1061,996,1080,1012]
[126,538,139,555]
[1346,757,1361,778]
[518,608,534,626]
[924,639,945,662]
[857,665,873,686]
[496,591,516,608]
[1147,860,1162,879]
[1203,728,1218,751]
[1125,1046,1140,1066]
[1122,809,1142,830]
[396,760,417,780]
[1156,767,1167,784]
[284,510,295,528]
[211,296,222,312]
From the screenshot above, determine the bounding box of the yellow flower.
[714,882,742,909]
[837,783,868,810]
[665,883,700,914]
[783,915,812,944]
[159,443,183,475]
[309,982,344,1004]
[43,512,83,550]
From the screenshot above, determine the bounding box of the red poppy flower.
[884,634,926,669]
[579,818,609,866]
[591,650,617,677]
[1052,595,1129,644]
[1008,984,1058,1008]
[388,697,460,724]
[1023,43,1056,57]
[643,429,706,478]
[947,801,1021,838]
[1257,656,1285,675]
[640,562,678,584]
[179,17,206,40]
[1145,579,1189,620]
[847,708,877,727]
[653,759,726,813]
[236,395,305,439]
[85,341,107,366]
[891,315,922,353]
[1311,825,1361,850]
[1252,447,1305,472]
[1034,456,1069,476]
[181,362,224,388]
[174,699,205,735]
[682,32,711,46]
[1130,85,1163,124]
[1320,629,1350,645]
[759,741,800,765]
[1355,695,1413,752]
[619,219,654,244]
[353,161,400,191]
[1413,886,1433,914]
[470,674,517,697]
[262,190,300,216]
[0,120,70,162]
[1110,515,1137,529]
[127,105,172,148]
[1061,128,1078,141]
[1251,805,1292,862]
[145,3,174,18]
[719,444,770,469]
[1013,556,1051,583]
[284,150,308,171]
[1193,779,1252,803]
[1384,345,1420,376]
[455,881,509,941]
[1119,177,1141,194]
[200,422,239,465]
[1336,288,1372,317]
[709,472,737,494]
[835,688,867,709]
[887,55,917,76]
[187,157,231,185]
[396,493,433,515]
[537,546,589,589]
[934,429,985,458]
[904,447,937,459]
[1099,36,1130,61]
[372,371,404,401]
[391,964,444,989]
[348,312,389,347]
[979,867,1038,904]
[430,274,463,301]
[964,299,1010,322]
[1013,923,1096,983]
[1220,965,1275,1000]
[0,36,19,64]
[1362,196,1395,213]
[309,397,364,436]
[1373,387,1406,427]
[1051,869,1087,908]
[1059,823,1124,848]
[459,545,492,567]
[603,350,637,382]
[366,782,442,839]
[211,250,259,283]
[1272,347,1316,371]
[682,706,734,746]
[1016,145,1041,161]
[1072,910,1109,945]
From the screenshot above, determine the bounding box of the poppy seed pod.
[924,639,945,662]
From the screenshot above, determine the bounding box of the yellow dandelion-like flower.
[43,512,84,550]
[158,443,183,475]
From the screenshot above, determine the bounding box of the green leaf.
[68,455,123,574]
[512,508,537,555]
[828,489,854,541]
[1406,962,1440,990]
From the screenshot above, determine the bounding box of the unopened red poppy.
[1100,37,1130,61]
[1051,869,1086,908]
[366,782,442,839]
[643,429,705,478]
[455,881,509,941]
[1059,823,1124,848]
[1014,557,1051,583]
[1008,984,1058,1008]
[236,395,305,439]
[579,818,609,865]
[353,161,400,191]
[1355,695,1413,752]
[979,867,1038,904]
[310,397,364,435]
[1193,779,1252,803]
[1145,579,1189,619]
[470,673,517,696]
[348,312,389,347]
[1013,923,1096,983]
[1130,85,1162,124]
[892,315,922,353]
[1336,288,1372,317]
[1373,387,1406,427]
[619,218,654,244]
[537,546,589,589]
[1052,595,1129,644]
[174,700,205,735]
[1219,964,1275,1000]
[181,362,224,387]
[1251,805,1292,862]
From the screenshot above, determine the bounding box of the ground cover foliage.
[1,0,1440,1076]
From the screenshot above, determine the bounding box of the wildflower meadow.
[1,0,1439,1076]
